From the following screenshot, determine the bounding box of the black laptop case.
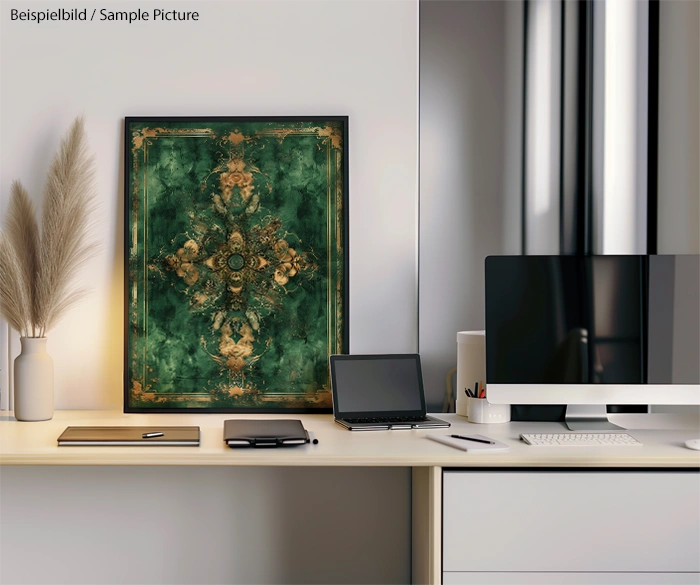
[224,419,309,447]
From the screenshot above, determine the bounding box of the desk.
[1,411,699,584]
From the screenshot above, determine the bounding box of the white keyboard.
[520,433,643,446]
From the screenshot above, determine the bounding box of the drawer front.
[444,572,700,584]
[443,471,700,573]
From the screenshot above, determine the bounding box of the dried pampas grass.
[0,117,97,338]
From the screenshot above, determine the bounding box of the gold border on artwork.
[128,122,345,406]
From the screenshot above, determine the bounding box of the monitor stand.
[564,404,624,431]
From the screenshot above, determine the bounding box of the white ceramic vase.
[14,337,54,422]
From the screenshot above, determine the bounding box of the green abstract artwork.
[125,117,347,411]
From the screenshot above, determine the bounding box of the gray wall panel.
[419,0,510,409]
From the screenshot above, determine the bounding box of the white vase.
[14,337,54,422]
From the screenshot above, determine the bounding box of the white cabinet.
[443,470,700,584]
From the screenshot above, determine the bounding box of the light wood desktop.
[1,411,699,584]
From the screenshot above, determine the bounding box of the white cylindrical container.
[467,397,511,424]
[456,331,510,423]
[456,331,486,417]
[14,337,54,422]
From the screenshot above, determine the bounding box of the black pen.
[450,434,495,445]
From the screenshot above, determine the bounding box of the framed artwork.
[124,117,348,412]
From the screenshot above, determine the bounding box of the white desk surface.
[1,411,699,467]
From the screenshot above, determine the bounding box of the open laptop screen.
[330,354,426,416]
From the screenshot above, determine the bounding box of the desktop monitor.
[485,255,700,430]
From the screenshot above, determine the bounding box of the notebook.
[57,426,200,446]
[224,419,310,448]
[329,354,450,431]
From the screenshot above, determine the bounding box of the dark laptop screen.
[330,355,425,415]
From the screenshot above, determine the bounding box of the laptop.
[329,354,450,431]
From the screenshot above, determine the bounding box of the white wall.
[419,0,508,408]
[0,465,411,585]
[0,0,419,410]
[0,1,418,582]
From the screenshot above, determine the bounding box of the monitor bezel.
[487,384,700,405]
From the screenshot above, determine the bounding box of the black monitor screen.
[330,356,425,414]
[485,255,700,385]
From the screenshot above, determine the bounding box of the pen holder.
[467,397,511,424]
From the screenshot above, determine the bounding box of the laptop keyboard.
[344,416,426,424]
